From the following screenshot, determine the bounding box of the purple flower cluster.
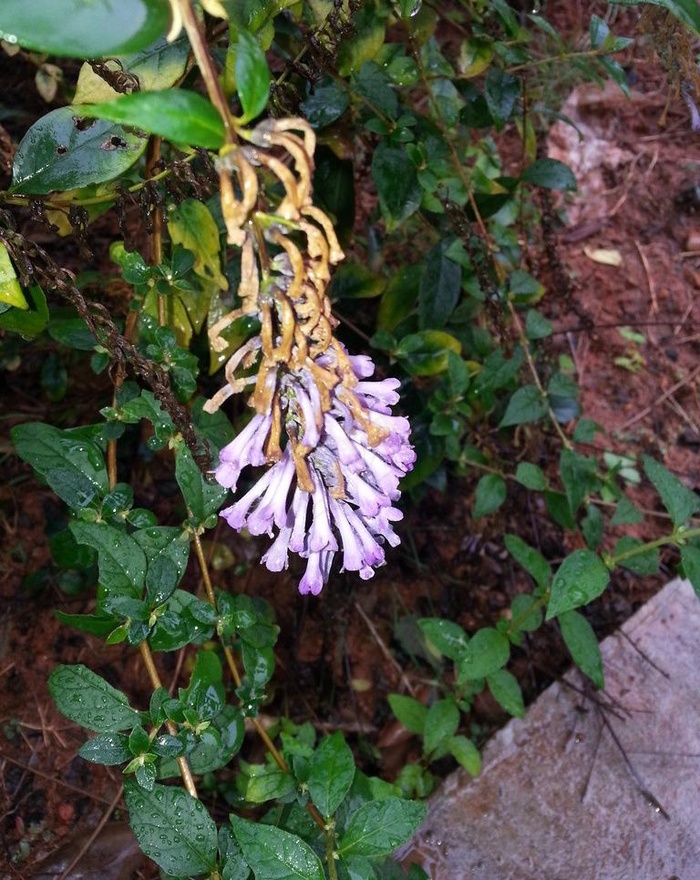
[213,349,415,595]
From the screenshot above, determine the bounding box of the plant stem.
[325,827,339,880]
[138,641,198,798]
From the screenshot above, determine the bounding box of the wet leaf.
[504,534,551,588]
[134,526,191,606]
[125,780,217,876]
[456,628,510,681]
[168,199,228,289]
[423,698,459,755]
[487,669,525,718]
[12,107,147,195]
[473,473,507,518]
[0,283,48,338]
[235,30,271,122]
[642,455,700,526]
[338,797,427,857]
[521,158,577,192]
[79,90,225,150]
[418,617,469,660]
[49,664,140,732]
[70,521,147,596]
[300,77,349,128]
[500,384,547,427]
[0,0,170,57]
[79,732,132,766]
[0,243,27,309]
[395,330,461,376]
[175,445,227,525]
[231,815,324,880]
[546,550,610,619]
[372,142,420,231]
[307,732,356,817]
[419,242,461,328]
[559,611,604,688]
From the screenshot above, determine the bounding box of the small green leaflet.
[338,797,427,857]
[546,550,610,619]
[558,611,604,688]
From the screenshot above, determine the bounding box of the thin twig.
[618,362,700,431]
[354,601,415,697]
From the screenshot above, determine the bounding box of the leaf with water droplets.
[125,781,217,876]
[230,816,324,880]
[337,797,428,858]
[49,664,141,732]
[546,549,610,620]
[70,521,147,596]
[11,422,109,511]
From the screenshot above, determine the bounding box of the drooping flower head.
[205,118,415,593]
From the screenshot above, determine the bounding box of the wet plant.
[2,0,700,876]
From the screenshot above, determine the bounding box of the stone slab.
[402,578,700,880]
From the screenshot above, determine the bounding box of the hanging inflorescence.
[204,118,415,594]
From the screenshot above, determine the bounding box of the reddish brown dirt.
[2,15,700,880]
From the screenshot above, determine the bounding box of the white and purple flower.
[213,348,415,594]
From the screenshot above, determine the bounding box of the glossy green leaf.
[125,780,217,876]
[11,422,109,510]
[175,445,227,525]
[559,611,604,688]
[456,628,510,682]
[423,698,459,755]
[546,550,610,619]
[244,764,296,804]
[235,30,271,122]
[307,732,356,818]
[80,91,225,149]
[338,797,427,857]
[231,815,325,880]
[300,77,349,128]
[79,732,132,766]
[395,330,461,376]
[419,242,461,329]
[49,664,140,732]
[642,455,700,526]
[388,694,428,735]
[0,0,170,57]
[12,107,146,195]
[168,199,227,288]
[134,527,190,606]
[521,158,577,192]
[70,521,147,596]
[473,473,507,518]
[0,283,49,338]
[487,669,525,718]
[559,448,598,515]
[372,143,421,232]
[484,68,519,127]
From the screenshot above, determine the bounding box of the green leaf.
[353,61,398,118]
[338,798,427,857]
[473,473,507,518]
[681,545,700,596]
[74,36,190,104]
[548,372,581,423]
[395,330,461,376]
[372,143,421,232]
[0,0,170,57]
[499,384,548,427]
[70,521,147,596]
[448,735,482,775]
[546,550,610,619]
[0,283,49,338]
[642,455,700,526]
[558,611,604,688]
[515,462,548,491]
[307,732,356,818]
[509,594,543,633]
[49,664,140,732]
[418,242,461,329]
[125,780,217,876]
[486,669,525,718]
[231,815,325,880]
[300,77,349,128]
[329,262,386,300]
[388,694,428,734]
[79,732,132,765]
[504,535,551,588]
[167,199,228,289]
[610,496,643,526]
[418,618,469,660]
[235,30,271,122]
[0,243,27,309]
[509,269,544,306]
[521,158,577,191]
[79,90,225,150]
[11,422,109,510]
[484,68,519,127]
[559,449,598,515]
[377,263,421,332]
[423,698,459,755]
[175,445,227,524]
[581,503,604,550]
[11,107,146,195]
[525,309,552,339]
[134,527,190,606]
[244,764,296,803]
[456,628,510,682]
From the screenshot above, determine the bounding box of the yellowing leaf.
[0,244,28,309]
[583,246,623,267]
[167,199,228,290]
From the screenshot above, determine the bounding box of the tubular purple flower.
[299,549,333,596]
[215,412,271,490]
